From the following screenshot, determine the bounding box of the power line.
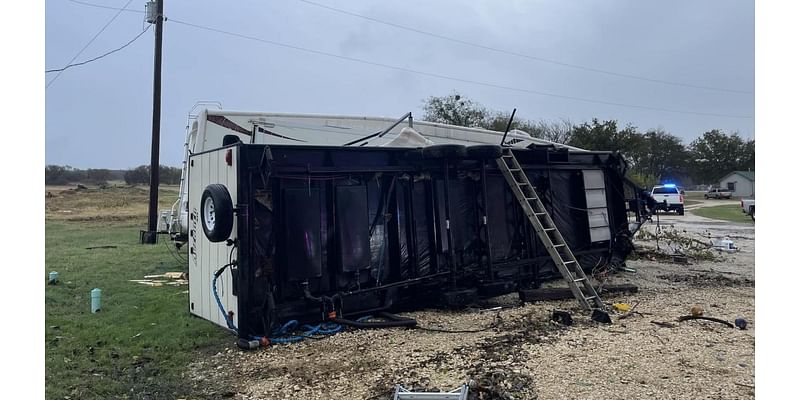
[47,0,136,88]
[295,0,752,95]
[168,18,753,119]
[45,25,151,73]
[66,0,144,14]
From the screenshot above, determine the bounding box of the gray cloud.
[45,0,753,169]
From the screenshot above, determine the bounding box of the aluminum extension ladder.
[496,148,605,311]
[393,384,468,400]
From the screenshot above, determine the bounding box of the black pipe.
[331,311,417,329]
[443,160,456,287]
[480,160,494,280]
[499,108,517,147]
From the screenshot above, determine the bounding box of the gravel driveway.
[189,204,755,400]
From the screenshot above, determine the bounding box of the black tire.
[677,206,685,216]
[750,206,755,221]
[223,134,242,146]
[465,144,503,160]
[704,195,708,199]
[421,144,467,160]
[201,184,234,243]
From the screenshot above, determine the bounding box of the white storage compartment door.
[582,170,611,242]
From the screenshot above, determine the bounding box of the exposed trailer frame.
[188,142,645,341]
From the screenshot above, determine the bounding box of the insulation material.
[448,179,480,267]
[411,181,433,276]
[283,188,323,280]
[382,127,435,147]
[486,175,523,262]
[335,186,370,272]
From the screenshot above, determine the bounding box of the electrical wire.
[62,0,752,117]
[66,0,145,14]
[47,0,136,88]
[45,25,151,73]
[167,18,752,119]
[295,0,751,95]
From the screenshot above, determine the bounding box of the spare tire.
[421,144,467,160]
[201,184,234,243]
[466,145,503,159]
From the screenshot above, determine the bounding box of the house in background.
[718,171,755,197]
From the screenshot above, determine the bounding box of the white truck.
[650,184,684,215]
[741,198,755,220]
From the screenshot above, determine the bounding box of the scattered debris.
[145,272,187,280]
[657,272,754,287]
[710,238,738,253]
[550,310,573,326]
[677,315,735,328]
[520,284,638,303]
[591,309,612,324]
[393,384,468,399]
[672,255,689,264]
[618,301,641,320]
[735,317,748,330]
[612,303,631,313]
[691,305,704,317]
[130,272,189,287]
[651,320,677,328]
[85,245,118,250]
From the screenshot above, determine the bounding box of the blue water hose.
[212,270,237,331]
[213,266,344,346]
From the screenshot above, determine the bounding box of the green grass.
[45,220,230,399]
[691,204,753,223]
[683,191,706,200]
[684,199,702,206]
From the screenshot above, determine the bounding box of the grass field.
[691,203,754,223]
[45,185,231,399]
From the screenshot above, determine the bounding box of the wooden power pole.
[142,0,164,244]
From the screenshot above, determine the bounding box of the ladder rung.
[502,154,514,158]
[543,227,555,232]
[553,244,565,248]
[564,260,576,264]
[573,277,586,283]
[583,295,597,301]
[509,168,521,172]
[534,212,546,216]
[526,197,538,201]
[517,182,530,186]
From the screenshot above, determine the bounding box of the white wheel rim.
[203,197,216,231]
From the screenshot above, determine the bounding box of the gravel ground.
[187,209,755,399]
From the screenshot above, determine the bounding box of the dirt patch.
[45,185,179,221]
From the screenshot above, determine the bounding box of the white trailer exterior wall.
[187,147,239,329]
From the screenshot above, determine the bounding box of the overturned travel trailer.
[167,109,648,342]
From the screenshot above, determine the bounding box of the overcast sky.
[45,0,754,169]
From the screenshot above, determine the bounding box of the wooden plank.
[519,284,638,303]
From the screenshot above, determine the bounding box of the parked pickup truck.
[651,185,684,215]
[741,198,755,220]
[704,188,732,199]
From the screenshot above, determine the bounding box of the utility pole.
[141,0,164,244]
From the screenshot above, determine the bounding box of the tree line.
[44,164,183,186]
[422,93,755,188]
